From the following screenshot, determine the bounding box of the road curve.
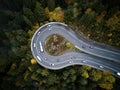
[31,22,120,78]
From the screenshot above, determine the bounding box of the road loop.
[31,22,120,78]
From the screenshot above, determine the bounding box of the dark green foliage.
[0,48,9,73]
[34,2,47,23]
[23,7,35,24]
[23,0,36,10]
[0,0,23,11]
[79,78,88,86]
[0,0,47,29]
[79,11,97,29]
[91,1,105,14]
[0,10,14,26]
[64,6,74,22]
[8,14,33,29]
[47,0,55,11]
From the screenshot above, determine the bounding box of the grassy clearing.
[44,34,81,56]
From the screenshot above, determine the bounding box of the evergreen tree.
[34,2,47,24]
[23,7,36,25]
[47,0,55,11]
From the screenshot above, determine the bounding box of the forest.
[0,0,120,90]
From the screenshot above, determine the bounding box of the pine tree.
[34,2,47,24]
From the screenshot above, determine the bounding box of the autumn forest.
[0,0,120,90]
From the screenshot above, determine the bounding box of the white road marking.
[37,32,40,35]
[49,28,52,31]
[48,25,51,27]
[34,43,36,47]
[82,60,86,63]
[39,41,44,52]
[51,64,54,66]
[117,72,120,76]
[69,61,73,64]
[37,56,41,61]
[99,65,104,68]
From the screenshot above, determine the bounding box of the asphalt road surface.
[31,22,120,78]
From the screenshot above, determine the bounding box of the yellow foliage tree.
[98,70,115,90]
[65,0,73,4]
[103,70,111,75]
[103,75,115,83]
[85,8,92,14]
[46,7,64,22]
[106,11,120,30]
[21,45,28,50]
[97,11,106,23]
[81,71,89,79]
[90,69,102,81]
[31,58,37,64]
[81,65,92,71]
[33,23,40,29]
[11,63,17,70]
[99,83,113,90]
[23,70,30,80]
[45,7,50,17]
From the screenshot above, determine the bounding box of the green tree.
[64,6,74,22]
[23,7,36,25]
[23,0,36,10]
[8,14,33,29]
[89,69,102,81]
[34,2,47,24]
[47,0,55,11]
[79,10,97,29]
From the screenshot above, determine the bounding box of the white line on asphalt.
[117,72,120,76]
[51,64,54,66]
[37,32,41,35]
[39,41,44,52]
[34,43,36,47]
[99,65,104,68]
[37,56,41,61]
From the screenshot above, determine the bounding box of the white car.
[39,41,44,52]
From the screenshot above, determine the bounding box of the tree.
[34,2,47,24]
[23,7,36,24]
[47,0,55,11]
[89,69,102,81]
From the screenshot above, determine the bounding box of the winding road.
[31,22,120,78]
